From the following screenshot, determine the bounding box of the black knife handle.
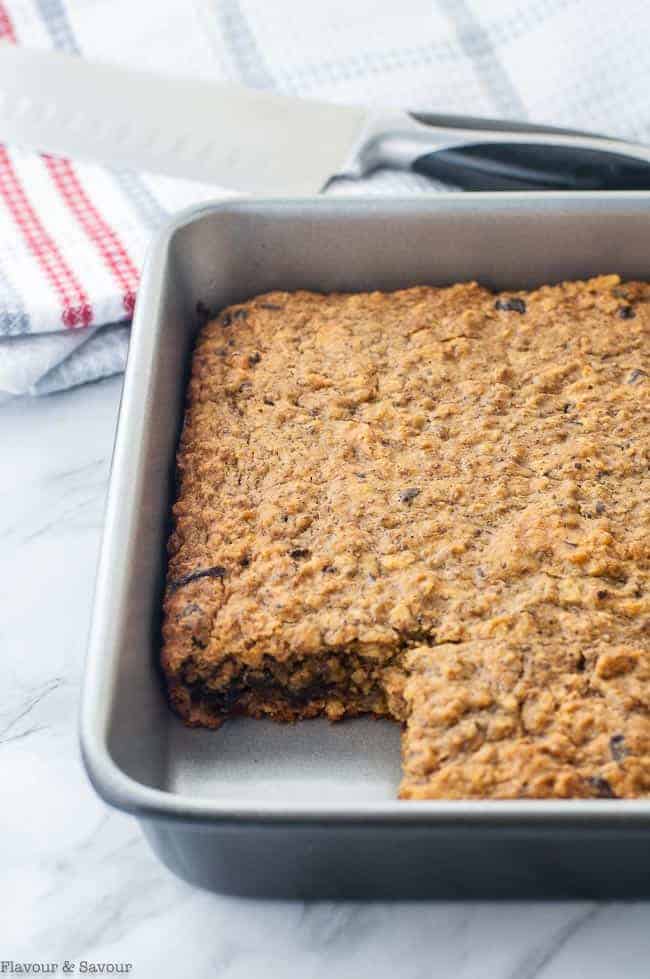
[412,142,650,191]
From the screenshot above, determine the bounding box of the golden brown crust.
[400,638,650,799]
[162,276,650,799]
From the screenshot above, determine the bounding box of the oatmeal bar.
[161,276,650,799]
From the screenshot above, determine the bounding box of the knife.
[2,45,650,194]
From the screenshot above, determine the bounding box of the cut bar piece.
[400,635,650,800]
[161,277,650,798]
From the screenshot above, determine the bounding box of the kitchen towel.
[2,0,650,397]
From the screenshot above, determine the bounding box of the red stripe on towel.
[0,2,16,41]
[0,2,92,327]
[0,147,92,327]
[43,155,139,315]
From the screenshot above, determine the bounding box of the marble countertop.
[2,376,649,977]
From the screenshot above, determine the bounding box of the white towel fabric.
[2,0,650,397]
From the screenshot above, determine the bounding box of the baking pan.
[81,193,650,899]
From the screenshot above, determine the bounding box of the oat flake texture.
[162,277,650,800]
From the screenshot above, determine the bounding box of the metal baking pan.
[81,193,650,899]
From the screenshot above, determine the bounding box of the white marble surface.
[1,376,650,977]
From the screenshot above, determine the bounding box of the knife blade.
[3,44,650,193]
[0,44,367,195]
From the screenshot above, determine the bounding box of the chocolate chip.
[588,776,617,798]
[290,548,310,559]
[495,297,526,314]
[248,352,261,366]
[618,305,636,320]
[399,488,421,504]
[322,565,336,574]
[595,501,606,514]
[576,652,587,672]
[597,590,609,600]
[181,602,201,617]
[263,397,275,406]
[221,308,247,327]
[170,565,226,591]
[628,368,647,384]
[239,555,250,567]
[610,734,627,762]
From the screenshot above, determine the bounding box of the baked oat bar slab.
[162,276,650,799]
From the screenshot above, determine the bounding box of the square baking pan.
[81,193,650,899]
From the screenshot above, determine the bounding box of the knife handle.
[409,111,605,140]
[359,112,650,191]
[411,141,650,191]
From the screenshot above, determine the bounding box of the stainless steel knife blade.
[0,44,368,195]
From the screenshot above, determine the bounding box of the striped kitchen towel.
[2,0,650,397]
